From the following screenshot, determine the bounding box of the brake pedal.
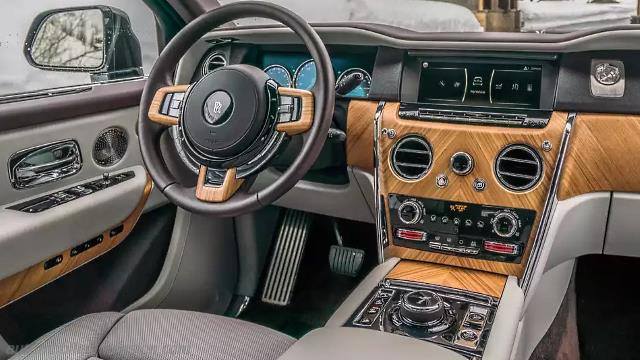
[329,220,364,277]
[261,209,311,306]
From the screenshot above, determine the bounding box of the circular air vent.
[390,135,433,180]
[200,53,227,76]
[495,144,543,191]
[93,127,128,167]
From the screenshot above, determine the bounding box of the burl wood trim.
[0,175,153,309]
[195,166,244,203]
[386,260,507,298]
[346,100,377,172]
[148,85,189,126]
[276,87,314,135]
[379,103,567,277]
[558,113,640,200]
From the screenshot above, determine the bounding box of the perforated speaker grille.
[93,127,128,167]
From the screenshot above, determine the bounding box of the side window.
[0,0,158,98]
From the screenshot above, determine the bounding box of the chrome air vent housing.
[495,144,543,191]
[200,53,227,76]
[390,135,433,180]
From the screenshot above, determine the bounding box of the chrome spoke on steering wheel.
[275,87,314,136]
[195,166,244,203]
[148,85,190,126]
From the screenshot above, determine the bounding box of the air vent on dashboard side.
[93,127,128,167]
[495,145,542,191]
[201,53,227,76]
[390,135,433,180]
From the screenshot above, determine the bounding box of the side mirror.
[24,6,144,82]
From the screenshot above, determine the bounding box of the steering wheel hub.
[181,65,272,161]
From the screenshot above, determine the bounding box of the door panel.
[0,99,167,304]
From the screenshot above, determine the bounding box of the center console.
[377,54,564,278]
[347,280,498,359]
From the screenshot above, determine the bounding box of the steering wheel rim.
[138,1,335,216]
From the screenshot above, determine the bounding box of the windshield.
[219,0,639,33]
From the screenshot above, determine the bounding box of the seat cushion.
[11,309,295,360]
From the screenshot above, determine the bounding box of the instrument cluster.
[262,54,373,98]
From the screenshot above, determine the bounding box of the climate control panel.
[388,194,536,263]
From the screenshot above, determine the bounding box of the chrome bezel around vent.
[200,52,227,76]
[495,144,543,191]
[390,135,433,181]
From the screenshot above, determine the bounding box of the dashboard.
[187,28,640,283]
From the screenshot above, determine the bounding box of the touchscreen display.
[418,62,542,109]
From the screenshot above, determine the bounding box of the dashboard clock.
[594,62,621,85]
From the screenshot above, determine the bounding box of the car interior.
[1,0,640,359]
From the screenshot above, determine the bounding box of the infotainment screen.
[418,62,543,109]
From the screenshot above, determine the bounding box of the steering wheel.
[138,1,335,216]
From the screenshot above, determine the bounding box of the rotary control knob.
[398,200,422,225]
[492,211,519,238]
[450,152,474,176]
[399,290,445,326]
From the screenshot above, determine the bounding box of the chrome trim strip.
[374,101,387,264]
[519,112,576,295]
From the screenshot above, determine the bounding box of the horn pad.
[181,64,270,160]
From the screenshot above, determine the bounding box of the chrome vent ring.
[495,144,543,191]
[390,135,433,181]
[201,52,227,76]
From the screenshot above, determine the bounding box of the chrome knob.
[492,211,519,238]
[450,152,474,176]
[399,290,445,326]
[398,200,422,225]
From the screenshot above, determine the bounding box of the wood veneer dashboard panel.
[346,100,378,172]
[558,113,640,200]
[386,260,507,298]
[379,103,567,277]
[0,175,153,309]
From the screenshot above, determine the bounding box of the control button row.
[354,289,395,327]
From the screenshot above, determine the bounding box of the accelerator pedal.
[261,209,311,306]
[329,220,365,277]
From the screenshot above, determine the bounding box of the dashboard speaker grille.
[495,144,542,191]
[93,127,128,167]
[390,135,433,180]
[201,53,227,76]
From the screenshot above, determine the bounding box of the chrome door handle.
[9,140,83,189]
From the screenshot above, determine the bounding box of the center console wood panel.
[379,103,567,277]
[558,113,640,200]
[386,260,507,298]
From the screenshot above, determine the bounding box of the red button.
[484,241,518,255]
[396,229,427,242]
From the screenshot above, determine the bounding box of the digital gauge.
[336,68,372,98]
[264,64,292,87]
[293,59,317,90]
